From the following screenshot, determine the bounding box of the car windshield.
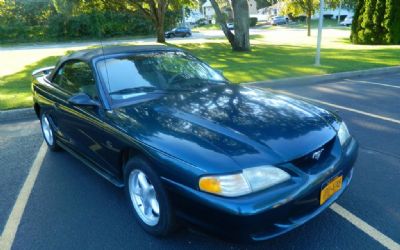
[97,51,227,101]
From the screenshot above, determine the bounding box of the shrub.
[352,0,400,44]
[0,5,156,43]
[249,17,258,27]
[288,14,306,22]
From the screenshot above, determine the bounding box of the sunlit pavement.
[0,72,399,249]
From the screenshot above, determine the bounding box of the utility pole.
[315,0,324,66]
[337,0,342,25]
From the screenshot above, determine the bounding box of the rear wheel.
[40,112,60,151]
[124,157,176,236]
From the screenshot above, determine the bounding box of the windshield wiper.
[109,86,163,95]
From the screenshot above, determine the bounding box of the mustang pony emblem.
[312,148,324,160]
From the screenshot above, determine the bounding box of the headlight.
[199,166,290,197]
[337,122,351,146]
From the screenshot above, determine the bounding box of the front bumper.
[163,137,358,242]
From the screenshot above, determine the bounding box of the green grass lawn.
[0,56,60,110]
[1,35,399,110]
[174,41,400,83]
[192,24,220,31]
[291,19,348,29]
[263,19,349,30]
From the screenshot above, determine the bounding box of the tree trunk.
[209,0,235,47]
[155,1,166,43]
[132,0,167,43]
[307,11,311,36]
[156,22,165,43]
[232,0,250,51]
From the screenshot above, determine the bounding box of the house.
[257,2,353,21]
[313,8,354,20]
[185,10,205,25]
[202,0,215,21]
[201,0,258,22]
[256,2,286,21]
[248,0,258,15]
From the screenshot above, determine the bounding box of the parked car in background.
[271,16,288,25]
[165,27,192,38]
[340,16,353,27]
[227,23,234,30]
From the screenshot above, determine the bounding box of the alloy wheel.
[128,169,160,226]
[41,114,54,146]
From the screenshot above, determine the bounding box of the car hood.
[110,85,338,172]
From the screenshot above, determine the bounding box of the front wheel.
[124,157,176,236]
[40,112,60,151]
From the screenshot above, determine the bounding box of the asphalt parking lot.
[1,72,399,250]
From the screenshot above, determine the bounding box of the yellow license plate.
[320,175,343,205]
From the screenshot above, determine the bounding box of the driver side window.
[53,61,98,100]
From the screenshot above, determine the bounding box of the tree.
[51,0,81,36]
[130,0,193,43]
[351,0,400,44]
[255,0,278,9]
[283,0,318,36]
[383,0,400,44]
[350,0,364,43]
[209,0,251,51]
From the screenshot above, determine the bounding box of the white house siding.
[312,8,354,19]
[202,0,258,20]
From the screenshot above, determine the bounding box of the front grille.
[291,137,336,172]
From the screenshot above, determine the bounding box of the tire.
[124,156,176,236]
[40,112,61,151]
[170,34,175,38]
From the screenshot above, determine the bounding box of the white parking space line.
[344,79,400,89]
[273,90,400,125]
[331,203,400,250]
[0,141,47,250]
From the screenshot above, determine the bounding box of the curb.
[0,108,36,122]
[247,66,400,88]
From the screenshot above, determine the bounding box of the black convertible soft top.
[48,45,182,80]
[59,45,181,64]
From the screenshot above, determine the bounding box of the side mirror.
[68,93,100,108]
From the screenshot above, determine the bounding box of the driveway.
[0,72,399,249]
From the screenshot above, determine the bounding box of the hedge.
[351,0,400,44]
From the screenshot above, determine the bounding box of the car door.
[175,28,184,37]
[52,60,122,176]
